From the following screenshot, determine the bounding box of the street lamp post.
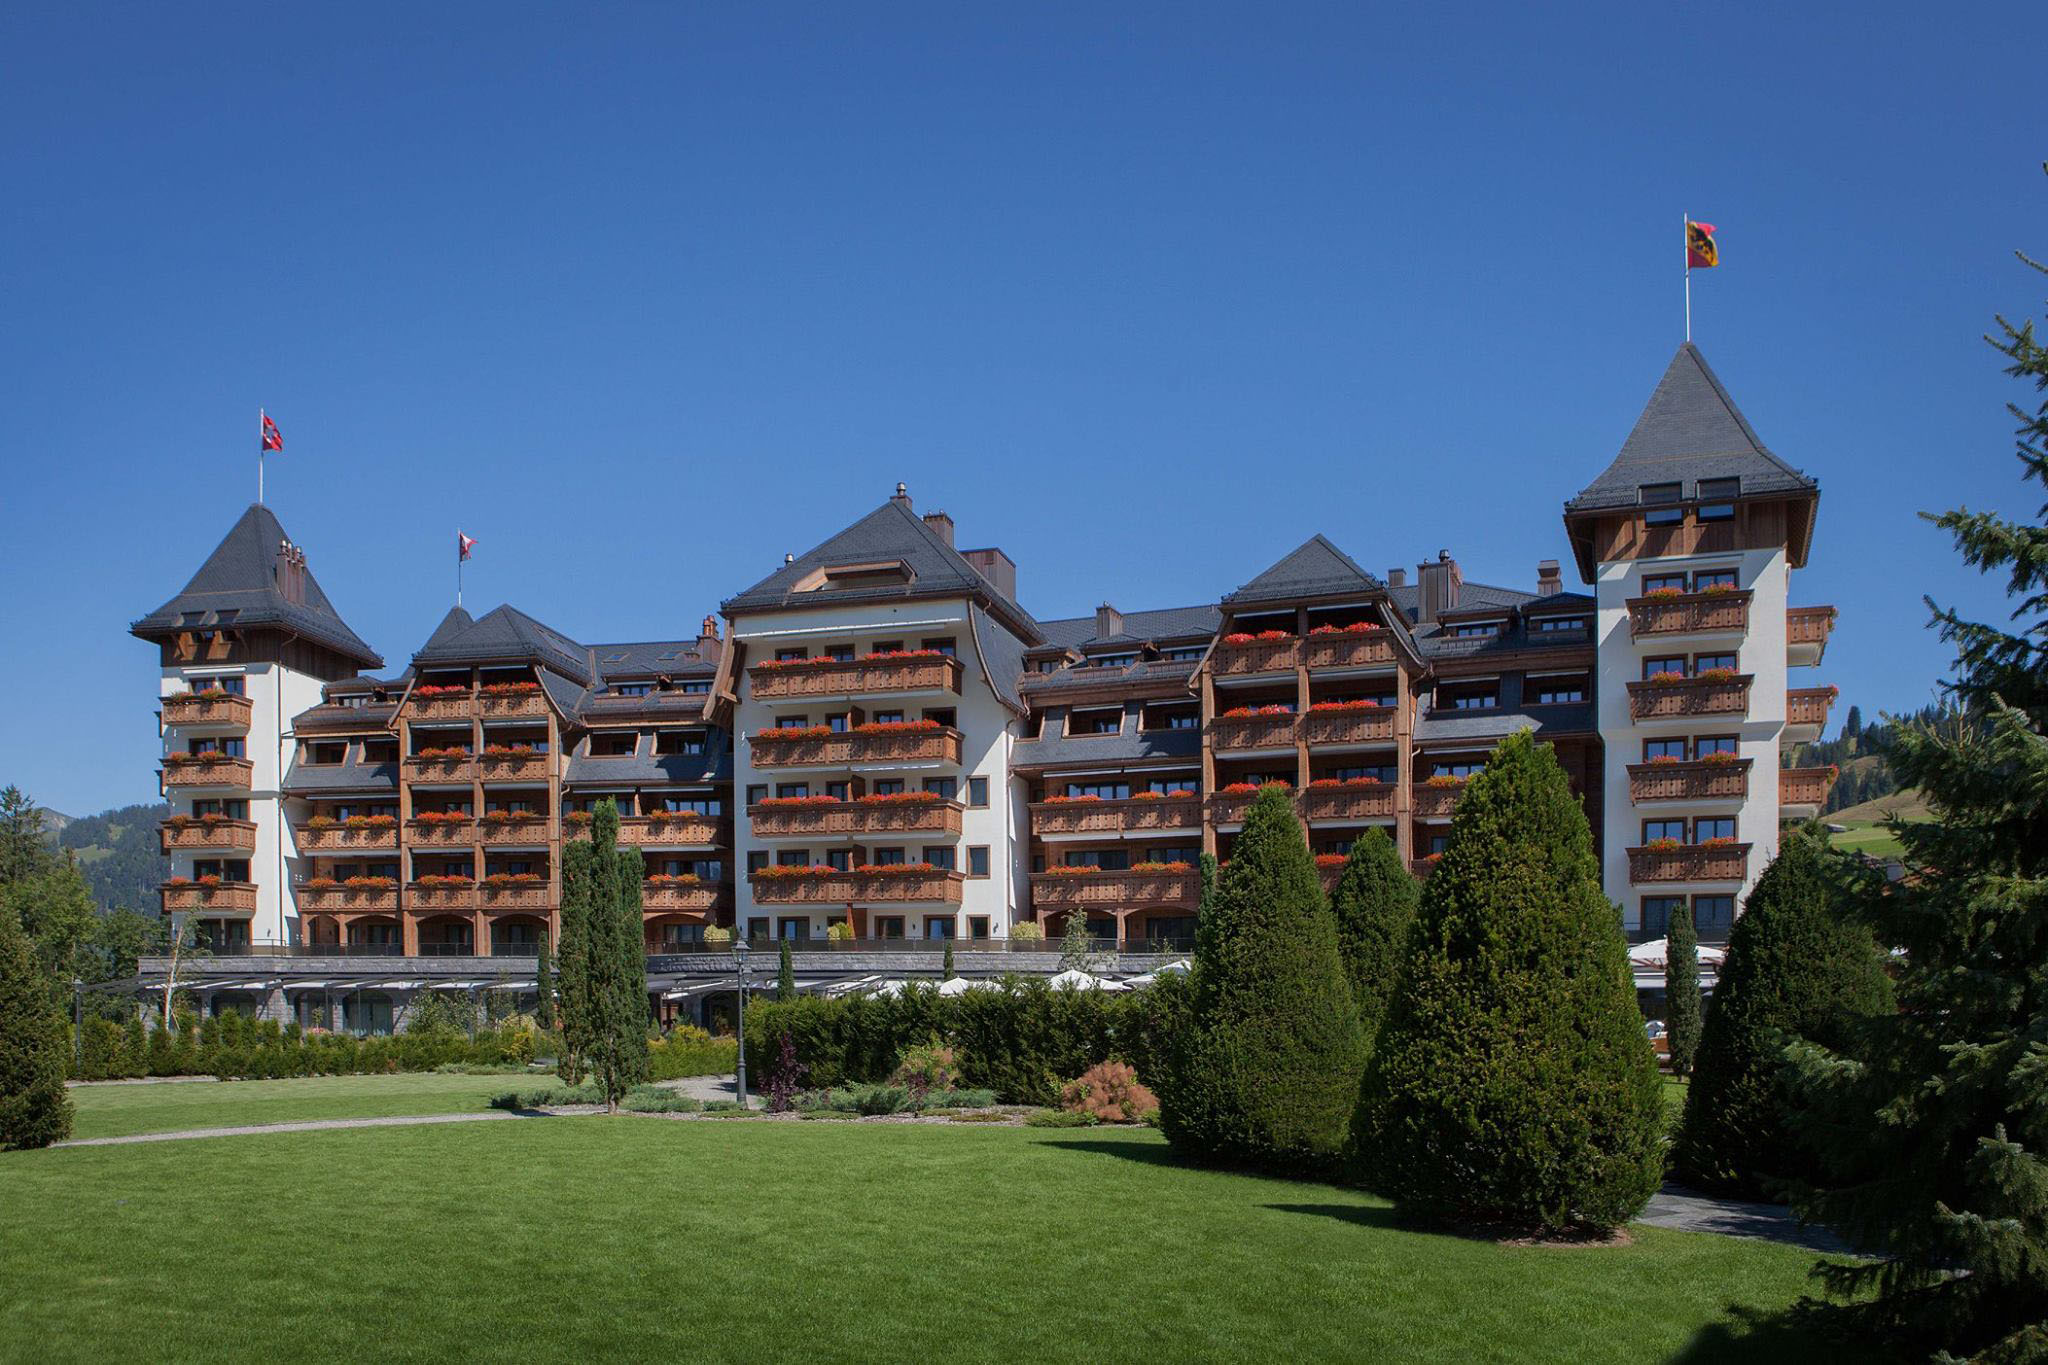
[72,979,83,1068]
[732,938,751,1109]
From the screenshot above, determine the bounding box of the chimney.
[922,510,955,547]
[1387,567,1408,588]
[696,614,722,661]
[960,547,1018,602]
[1536,559,1563,597]
[1416,550,1462,625]
[273,538,307,605]
[890,481,912,509]
[1095,602,1123,640]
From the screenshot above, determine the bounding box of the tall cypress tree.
[777,939,796,1001]
[533,932,556,1033]
[580,801,650,1109]
[1785,243,2048,1358]
[1161,786,1364,1173]
[1328,827,1418,1048]
[0,907,71,1150]
[554,826,596,1085]
[1664,900,1701,1078]
[1357,732,1663,1234]
[1673,830,1889,1195]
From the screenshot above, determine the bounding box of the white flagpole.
[457,532,464,608]
[1683,214,1692,343]
[258,408,266,504]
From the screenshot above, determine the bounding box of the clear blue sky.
[2,2,2041,816]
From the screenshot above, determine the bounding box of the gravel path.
[1637,1184,1850,1252]
[52,1108,598,1148]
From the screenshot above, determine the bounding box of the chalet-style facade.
[133,342,1834,991]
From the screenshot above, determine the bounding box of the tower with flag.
[1684,217,1718,340]
[258,410,282,503]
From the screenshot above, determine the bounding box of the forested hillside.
[1787,703,1943,815]
[54,802,169,914]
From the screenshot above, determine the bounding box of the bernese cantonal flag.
[458,532,477,562]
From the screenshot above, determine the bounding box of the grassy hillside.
[1825,788,1930,861]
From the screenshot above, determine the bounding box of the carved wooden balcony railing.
[618,813,729,846]
[1626,842,1751,883]
[751,800,963,839]
[1626,675,1753,724]
[160,817,257,854]
[1209,712,1298,751]
[1298,783,1397,822]
[160,881,258,913]
[161,755,254,789]
[1029,868,1199,910]
[297,822,400,853]
[1626,758,1753,804]
[746,655,963,700]
[162,692,254,729]
[1301,707,1397,746]
[748,727,962,769]
[1210,637,1300,676]
[1625,590,1752,638]
[1029,795,1201,838]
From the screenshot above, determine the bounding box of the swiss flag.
[458,532,477,562]
[260,412,283,452]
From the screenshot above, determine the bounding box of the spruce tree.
[1356,731,1663,1234]
[777,939,795,1001]
[0,907,72,1149]
[1784,240,2048,1358]
[1161,785,1364,1172]
[1327,826,1418,1048]
[578,801,650,1109]
[1672,830,1889,1195]
[533,932,556,1033]
[1664,900,1700,1079]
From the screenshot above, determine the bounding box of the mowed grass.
[64,1071,544,1140]
[0,1119,1849,1364]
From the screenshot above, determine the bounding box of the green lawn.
[64,1071,545,1140]
[1828,823,1908,859]
[1,1118,1850,1362]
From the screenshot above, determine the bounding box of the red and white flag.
[458,532,477,562]
[260,411,283,452]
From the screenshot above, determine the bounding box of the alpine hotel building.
[133,343,1836,1003]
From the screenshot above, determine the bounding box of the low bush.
[947,1111,1011,1123]
[801,1110,860,1121]
[72,1018,540,1082]
[1059,1061,1158,1124]
[890,1041,959,1094]
[1024,1108,1097,1128]
[489,1082,603,1109]
[621,1086,702,1114]
[648,1029,738,1081]
[431,1060,536,1075]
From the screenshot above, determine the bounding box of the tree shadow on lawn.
[1668,1302,1889,1365]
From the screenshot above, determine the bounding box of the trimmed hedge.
[648,1028,738,1081]
[742,974,1190,1107]
[68,1012,537,1081]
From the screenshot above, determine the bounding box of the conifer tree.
[777,939,795,1001]
[942,941,955,979]
[553,809,600,1085]
[533,932,556,1033]
[1327,827,1418,1048]
[0,908,71,1149]
[577,801,650,1109]
[1785,236,2048,1358]
[1161,785,1364,1172]
[1663,900,1700,1078]
[1357,732,1663,1233]
[1673,830,1889,1195]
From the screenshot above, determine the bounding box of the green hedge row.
[68,1013,536,1081]
[741,976,1191,1107]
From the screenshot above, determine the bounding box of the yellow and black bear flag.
[1686,220,1719,269]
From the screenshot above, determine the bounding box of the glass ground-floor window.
[874,917,905,940]
[1692,895,1736,939]
[348,921,400,948]
[1144,915,1197,946]
[1639,896,1687,935]
[924,916,955,940]
[658,923,706,947]
[341,992,394,1035]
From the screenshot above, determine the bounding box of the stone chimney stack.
[695,614,722,662]
[922,510,955,547]
[1416,550,1462,625]
[960,547,1018,602]
[1095,603,1123,640]
[273,538,307,605]
[1536,559,1563,597]
[1387,567,1408,588]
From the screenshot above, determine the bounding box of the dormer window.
[679,680,710,695]
[1092,652,1137,669]
[1450,621,1501,639]
[1641,481,1685,527]
[1533,617,1586,634]
[1697,477,1740,522]
[614,682,653,697]
[795,560,916,593]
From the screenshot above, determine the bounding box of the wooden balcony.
[643,880,731,914]
[1211,637,1300,677]
[1209,788,1286,827]
[478,688,548,718]
[477,816,552,845]
[1302,631,1396,671]
[476,750,551,782]
[1029,794,1201,838]
[160,817,257,854]
[1626,590,1752,638]
[619,813,729,846]
[297,822,400,854]
[750,799,963,839]
[162,692,253,729]
[1626,675,1753,724]
[161,755,253,790]
[1780,766,1837,816]
[1784,688,1836,743]
[1302,707,1397,747]
[406,690,477,721]
[1412,781,1467,820]
[746,654,962,700]
[1626,758,1752,804]
[1299,783,1396,823]
[747,727,962,769]
[160,881,258,914]
[1628,842,1750,883]
[296,881,399,913]
[408,881,479,911]
[1209,712,1298,752]
[749,868,966,904]
[1787,606,1836,667]
[406,819,476,847]
[403,753,478,783]
[479,880,551,911]
[1030,868,1199,910]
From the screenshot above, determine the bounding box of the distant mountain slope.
[54,802,169,914]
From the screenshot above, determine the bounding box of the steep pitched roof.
[420,606,474,652]
[411,604,592,685]
[1566,343,1817,512]
[1223,534,1384,606]
[720,497,1041,643]
[130,504,382,667]
[1034,604,1222,652]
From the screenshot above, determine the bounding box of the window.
[308,741,346,765]
[920,638,957,657]
[967,846,990,878]
[1692,894,1736,938]
[1164,646,1206,662]
[1450,621,1501,638]
[967,777,989,808]
[1642,819,1687,844]
[872,779,904,797]
[655,731,706,755]
[1642,738,1687,762]
[1433,760,1485,779]
[745,784,767,806]
[1328,764,1395,784]
[870,641,902,655]
[1034,659,1062,673]
[1696,735,1739,758]
[774,715,811,730]
[824,781,850,801]
[1695,816,1736,842]
[614,682,653,697]
[1146,777,1200,796]
[1149,846,1199,865]
[1640,482,1684,526]
[775,783,809,799]
[924,917,956,940]
[826,713,850,733]
[874,917,905,940]
[967,915,990,939]
[1438,681,1497,711]
[1695,653,1738,673]
[1642,573,1688,595]
[1065,780,1130,800]
[1696,478,1740,522]
[1142,705,1200,731]
[923,777,957,800]
[1531,676,1587,705]
[1694,568,1738,591]
[776,918,808,941]
[871,847,906,866]
[824,644,855,663]
[594,733,637,756]
[776,849,810,868]
[823,848,851,871]
[1534,616,1586,633]
[922,707,956,729]
[774,648,808,663]
[1428,834,1449,855]
[1640,896,1686,935]
[1643,656,1687,680]
[922,846,956,871]
[679,680,711,695]
[1070,708,1122,736]
[871,709,905,725]
[1064,848,1130,871]
[1092,652,1136,668]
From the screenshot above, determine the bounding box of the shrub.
[1356,731,1663,1235]
[890,1041,958,1094]
[1673,831,1892,1197]
[489,1082,602,1109]
[0,911,71,1149]
[1327,826,1419,1050]
[1024,1108,1096,1128]
[1060,1061,1158,1123]
[947,1111,1010,1123]
[622,1086,703,1114]
[1162,785,1365,1173]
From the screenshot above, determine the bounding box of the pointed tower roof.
[130,504,381,667]
[1223,534,1384,607]
[1566,343,1816,512]
[721,495,1041,643]
[411,603,592,685]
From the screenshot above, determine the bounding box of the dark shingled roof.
[720,497,1041,643]
[1224,535,1384,606]
[130,504,381,667]
[1035,605,1221,652]
[1011,721,1203,770]
[1567,343,1817,512]
[589,640,718,680]
[1415,702,1595,745]
[281,756,400,795]
[412,604,592,685]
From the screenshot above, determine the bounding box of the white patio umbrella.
[936,976,1000,996]
[1046,968,1128,991]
